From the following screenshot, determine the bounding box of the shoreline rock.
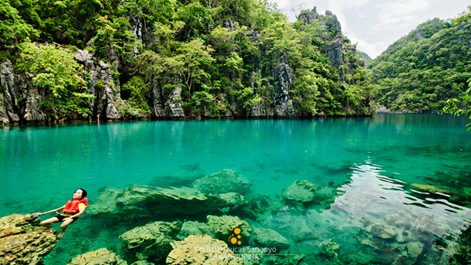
[0,214,58,265]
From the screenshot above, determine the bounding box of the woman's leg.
[39,217,59,229]
[58,218,74,239]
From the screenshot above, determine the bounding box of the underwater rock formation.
[239,194,284,220]
[282,180,317,203]
[177,220,213,240]
[166,234,244,264]
[0,214,58,265]
[206,215,252,242]
[120,221,182,263]
[89,185,248,220]
[319,239,340,259]
[251,227,290,250]
[68,248,127,265]
[410,183,447,194]
[177,214,252,243]
[280,180,339,212]
[193,169,252,195]
[356,219,433,264]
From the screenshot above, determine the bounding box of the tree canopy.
[369,7,471,114]
[0,0,373,122]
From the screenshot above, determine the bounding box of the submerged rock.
[166,234,243,264]
[177,220,213,240]
[319,239,340,258]
[261,254,306,265]
[410,183,448,194]
[193,169,252,195]
[217,192,248,212]
[177,215,252,245]
[120,221,182,263]
[89,185,248,220]
[68,248,127,265]
[251,227,290,250]
[282,180,317,203]
[239,194,283,220]
[0,214,58,265]
[89,187,122,215]
[207,215,252,243]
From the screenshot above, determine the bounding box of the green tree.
[17,42,92,120]
[444,77,471,130]
[0,0,39,53]
[176,38,215,96]
[370,10,471,114]
[121,76,151,117]
[452,6,471,26]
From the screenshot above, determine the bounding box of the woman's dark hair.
[78,188,88,198]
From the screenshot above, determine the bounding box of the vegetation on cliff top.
[1,1,470,123]
[369,7,471,116]
[0,0,372,122]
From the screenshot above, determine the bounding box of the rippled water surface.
[1,114,471,264]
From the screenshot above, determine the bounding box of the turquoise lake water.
[1,114,471,264]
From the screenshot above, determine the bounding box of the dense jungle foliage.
[369,7,471,115]
[0,0,372,122]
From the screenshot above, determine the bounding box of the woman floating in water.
[33,188,88,239]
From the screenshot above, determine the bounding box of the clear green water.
[1,114,471,264]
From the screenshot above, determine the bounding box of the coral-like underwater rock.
[282,180,317,203]
[166,234,244,264]
[177,220,213,240]
[216,192,248,212]
[251,227,290,250]
[176,215,252,244]
[88,187,122,215]
[68,248,128,265]
[410,183,447,194]
[120,221,182,263]
[206,215,252,242]
[319,239,340,258]
[193,169,252,195]
[89,185,248,220]
[0,214,58,265]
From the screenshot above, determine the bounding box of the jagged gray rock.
[0,60,20,124]
[274,61,294,117]
[75,50,122,120]
[150,82,185,119]
[165,85,185,118]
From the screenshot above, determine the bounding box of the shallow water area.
[1,114,471,264]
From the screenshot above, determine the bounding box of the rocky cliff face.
[274,60,295,117]
[0,50,127,125]
[0,214,58,264]
[298,8,356,81]
[0,60,20,124]
[0,47,188,125]
[150,81,185,119]
[75,50,122,120]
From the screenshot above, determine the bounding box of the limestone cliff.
[0,3,373,124]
